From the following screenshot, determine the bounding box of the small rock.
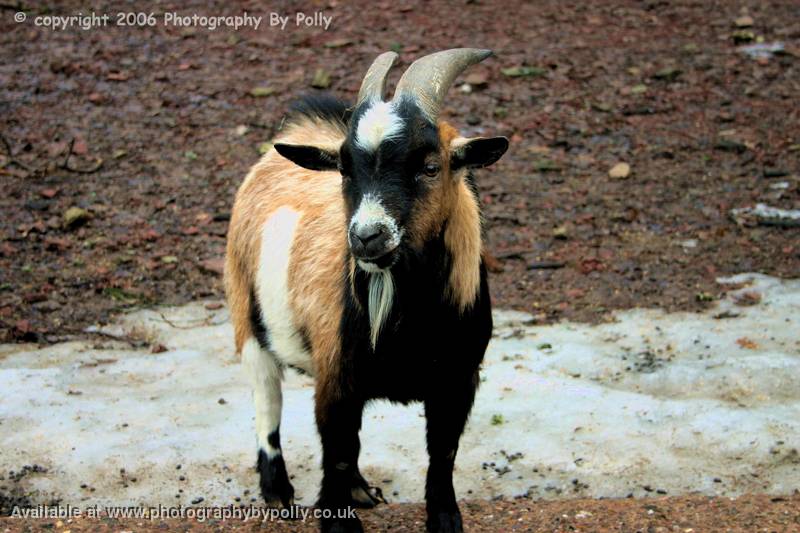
[608,162,631,179]
[732,30,755,44]
[734,15,754,28]
[40,188,58,199]
[63,207,90,229]
[653,67,681,81]
[33,300,61,313]
[234,125,249,136]
[205,302,224,310]
[218,398,227,405]
[763,168,788,178]
[464,72,488,88]
[200,258,225,276]
[714,139,747,153]
[324,38,352,48]
[465,115,481,126]
[552,225,569,239]
[72,139,88,155]
[26,200,50,212]
[249,86,275,97]
[191,497,204,505]
[311,68,331,89]
[501,66,546,78]
[161,255,178,264]
[151,344,168,354]
[534,159,560,172]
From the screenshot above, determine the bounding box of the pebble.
[608,162,631,179]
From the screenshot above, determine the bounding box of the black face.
[273,94,509,271]
[338,98,441,269]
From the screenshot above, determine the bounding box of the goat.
[225,48,508,533]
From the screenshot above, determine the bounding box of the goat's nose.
[353,224,383,246]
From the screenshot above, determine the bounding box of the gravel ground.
[2,495,799,532]
[2,0,799,342]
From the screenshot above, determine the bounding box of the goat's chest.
[357,302,492,401]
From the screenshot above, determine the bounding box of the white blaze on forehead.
[349,193,403,252]
[355,99,404,151]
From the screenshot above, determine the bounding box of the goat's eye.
[423,163,440,177]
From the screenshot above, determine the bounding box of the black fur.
[250,289,271,351]
[317,222,492,533]
[257,445,295,508]
[286,93,352,130]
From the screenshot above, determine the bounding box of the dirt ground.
[1,0,800,530]
[1,495,799,532]
[1,0,798,344]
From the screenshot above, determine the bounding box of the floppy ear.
[451,137,509,170]
[273,143,339,171]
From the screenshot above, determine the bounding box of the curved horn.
[356,51,399,105]
[393,48,492,121]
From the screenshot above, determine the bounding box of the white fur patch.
[367,269,394,350]
[241,338,283,456]
[255,207,314,375]
[349,194,403,252]
[355,99,404,151]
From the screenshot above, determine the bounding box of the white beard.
[366,268,394,350]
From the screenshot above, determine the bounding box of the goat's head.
[275,49,508,272]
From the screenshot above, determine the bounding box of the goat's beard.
[367,269,394,350]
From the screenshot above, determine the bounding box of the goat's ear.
[451,137,509,170]
[273,143,339,171]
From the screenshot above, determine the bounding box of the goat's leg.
[423,372,478,533]
[242,338,294,507]
[316,387,365,533]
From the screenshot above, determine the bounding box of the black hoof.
[350,470,386,508]
[257,448,295,508]
[426,509,463,533]
[321,516,364,533]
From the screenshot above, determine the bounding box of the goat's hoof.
[426,510,463,533]
[257,449,295,508]
[321,516,364,533]
[350,472,386,508]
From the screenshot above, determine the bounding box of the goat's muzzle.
[349,222,398,270]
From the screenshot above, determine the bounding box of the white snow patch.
[1,273,799,508]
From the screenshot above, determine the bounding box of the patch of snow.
[1,274,799,508]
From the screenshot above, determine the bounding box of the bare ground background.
[1,0,799,530]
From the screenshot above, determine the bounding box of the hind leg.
[242,338,294,507]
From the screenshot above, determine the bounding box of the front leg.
[316,383,365,533]
[424,371,478,533]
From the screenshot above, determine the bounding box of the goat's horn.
[393,48,492,121]
[356,51,399,105]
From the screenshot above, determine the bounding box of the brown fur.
[225,114,347,395]
[405,122,482,311]
[225,117,483,393]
